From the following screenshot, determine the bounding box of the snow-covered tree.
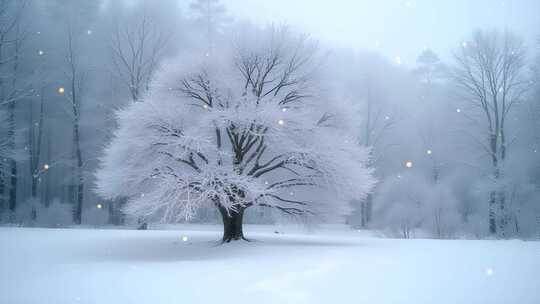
[96,28,375,242]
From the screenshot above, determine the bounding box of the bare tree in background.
[414,49,447,87]
[110,14,169,102]
[531,37,540,239]
[453,30,528,236]
[189,0,230,54]
[360,80,396,227]
[63,27,85,224]
[355,74,397,228]
[0,0,27,220]
[0,108,8,216]
[414,48,448,185]
[28,86,45,218]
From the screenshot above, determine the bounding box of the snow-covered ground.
[1,225,539,304]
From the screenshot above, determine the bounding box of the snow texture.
[1,225,539,304]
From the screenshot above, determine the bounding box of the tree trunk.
[360,201,366,228]
[8,100,17,221]
[489,190,497,235]
[498,190,507,238]
[8,159,16,220]
[0,167,4,217]
[72,118,84,225]
[218,205,246,242]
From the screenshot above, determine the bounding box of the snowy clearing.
[1,225,539,304]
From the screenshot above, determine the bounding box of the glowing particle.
[395,56,402,65]
[58,87,65,94]
[43,164,50,170]
[38,50,44,56]
[278,119,285,125]
[281,108,287,112]
[264,181,269,185]
[426,149,432,155]
[203,104,208,109]
[486,268,494,276]
[96,203,103,209]
[384,116,390,120]
[405,161,413,168]
[87,30,92,35]
[456,108,461,113]
[181,235,188,242]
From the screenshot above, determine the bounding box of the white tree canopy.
[95,28,375,224]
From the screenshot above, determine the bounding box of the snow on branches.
[95,27,375,224]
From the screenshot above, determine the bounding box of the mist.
[0,0,539,237]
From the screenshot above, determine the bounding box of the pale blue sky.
[223,0,540,65]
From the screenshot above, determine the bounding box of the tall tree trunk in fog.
[65,28,84,224]
[29,87,44,216]
[0,0,28,221]
[43,134,51,207]
[189,0,229,55]
[453,30,528,237]
[358,84,394,227]
[6,19,24,221]
[0,166,4,215]
[7,97,16,218]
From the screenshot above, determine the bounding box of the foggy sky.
[222,0,540,64]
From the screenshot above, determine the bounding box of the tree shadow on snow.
[80,232,360,263]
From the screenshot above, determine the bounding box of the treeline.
[0,0,213,225]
